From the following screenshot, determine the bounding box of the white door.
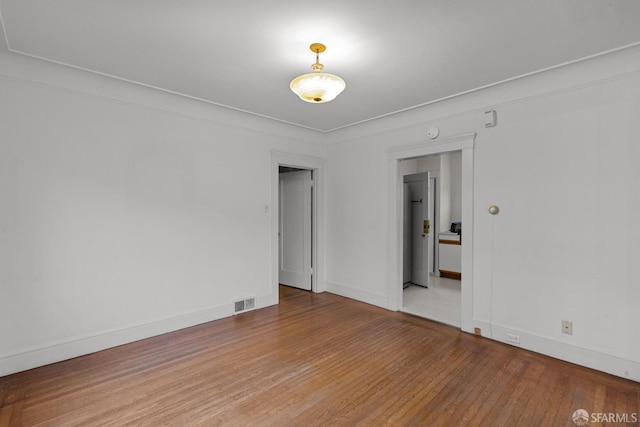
[404,173,431,288]
[279,170,312,290]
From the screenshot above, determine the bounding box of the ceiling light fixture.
[290,43,346,103]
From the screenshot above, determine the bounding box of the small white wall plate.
[427,126,440,139]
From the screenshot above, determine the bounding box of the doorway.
[387,133,475,333]
[270,151,326,305]
[403,172,436,288]
[278,167,313,291]
[401,154,461,327]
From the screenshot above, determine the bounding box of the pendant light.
[290,43,346,103]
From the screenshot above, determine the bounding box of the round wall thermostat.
[427,127,440,139]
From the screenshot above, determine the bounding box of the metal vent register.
[234,297,256,314]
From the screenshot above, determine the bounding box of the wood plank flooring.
[1,286,639,426]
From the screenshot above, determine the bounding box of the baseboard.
[0,295,273,377]
[325,281,389,309]
[439,270,461,280]
[471,320,640,383]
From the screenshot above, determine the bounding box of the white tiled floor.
[402,276,461,327]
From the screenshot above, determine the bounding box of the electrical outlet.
[505,333,521,345]
[561,320,573,335]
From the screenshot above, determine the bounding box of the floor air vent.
[234,297,256,314]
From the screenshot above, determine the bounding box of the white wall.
[448,151,462,224]
[0,52,325,376]
[325,45,640,381]
[416,155,440,173]
[3,43,640,383]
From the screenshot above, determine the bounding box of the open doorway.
[278,167,313,291]
[387,132,475,333]
[270,151,326,305]
[401,153,462,327]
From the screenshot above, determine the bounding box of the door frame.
[429,173,440,277]
[278,169,313,290]
[270,151,326,305]
[387,133,475,333]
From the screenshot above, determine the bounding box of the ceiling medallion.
[290,43,346,103]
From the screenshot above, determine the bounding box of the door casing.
[279,169,312,290]
[270,151,326,305]
[387,133,476,333]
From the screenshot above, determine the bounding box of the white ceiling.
[2,0,640,132]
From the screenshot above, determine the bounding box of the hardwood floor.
[1,286,639,426]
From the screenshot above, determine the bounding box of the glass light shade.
[290,72,346,103]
